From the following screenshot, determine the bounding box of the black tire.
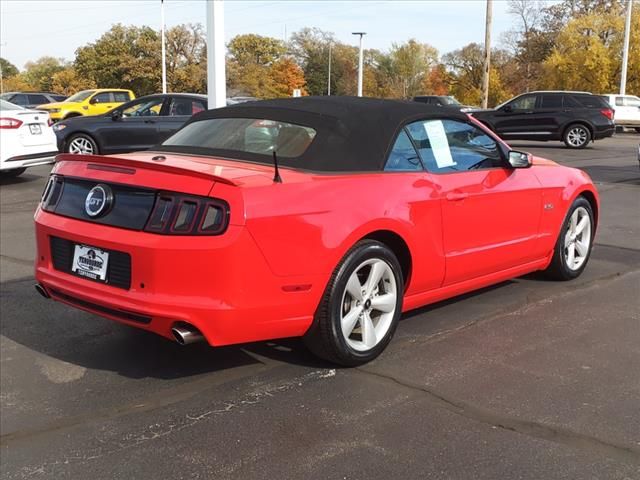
[634,127,640,134]
[65,133,99,155]
[303,240,403,366]
[1,168,27,178]
[563,124,591,149]
[544,196,595,280]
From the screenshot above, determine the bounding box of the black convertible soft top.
[158,96,470,172]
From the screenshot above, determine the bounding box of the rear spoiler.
[54,153,237,186]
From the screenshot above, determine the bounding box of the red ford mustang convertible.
[34,97,598,365]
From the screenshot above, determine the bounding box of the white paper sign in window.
[423,120,456,168]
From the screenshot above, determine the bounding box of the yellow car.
[37,89,135,122]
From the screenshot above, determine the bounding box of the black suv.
[470,91,615,149]
[0,92,67,109]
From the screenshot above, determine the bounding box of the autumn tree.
[267,57,307,97]
[22,57,67,91]
[289,28,335,95]
[443,43,513,106]
[542,4,639,93]
[50,67,96,95]
[75,24,161,96]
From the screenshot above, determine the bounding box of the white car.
[0,100,57,177]
[599,94,640,132]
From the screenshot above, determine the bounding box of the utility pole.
[620,0,633,95]
[352,32,366,97]
[327,43,332,96]
[161,0,167,93]
[206,0,226,108]
[481,0,492,109]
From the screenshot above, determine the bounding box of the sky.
[0,0,555,70]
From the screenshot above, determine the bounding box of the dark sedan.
[52,93,208,155]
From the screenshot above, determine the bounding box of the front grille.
[49,288,151,324]
[49,236,132,290]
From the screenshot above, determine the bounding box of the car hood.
[38,102,74,110]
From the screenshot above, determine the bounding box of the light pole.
[161,0,167,93]
[206,0,226,108]
[327,42,332,96]
[352,32,366,97]
[481,0,492,109]
[620,0,633,95]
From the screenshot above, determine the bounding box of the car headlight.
[52,124,66,131]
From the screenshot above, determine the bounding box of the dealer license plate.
[29,124,42,135]
[71,244,109,282]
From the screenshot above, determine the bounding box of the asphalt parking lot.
[1,135,639,479]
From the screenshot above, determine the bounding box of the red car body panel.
[34,135,599,348]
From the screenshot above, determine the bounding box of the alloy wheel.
[566,126,588,148]
[339,258,398,352]
[564,206,592,271]
[68,137,95,154]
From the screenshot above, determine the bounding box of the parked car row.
[412,90,638,149]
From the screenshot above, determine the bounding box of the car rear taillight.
[600,108,614,120]
[41,175,64,212]
[0,117,23,129]
[145,193,229,235]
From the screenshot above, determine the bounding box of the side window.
[168,98,206,116]
[615,97,624,106]
[113,92,130,102]
[509,94,537,111]
[121,97,164,117]
[384,130,422,172]
[406,119,503,174]
[92,92,112,104]
[623,96,640,107]
[27,94,49,105]
[540,95,562,108]
[11,94,28,106]
[564,95,582,108]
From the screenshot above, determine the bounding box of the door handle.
[144,119,156,124]
[446,191,468,201]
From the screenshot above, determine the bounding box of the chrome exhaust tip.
[171,325,204,345]
[34,284,50,299]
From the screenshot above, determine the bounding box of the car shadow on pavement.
[0,278,331,380]
[0,172,45,186]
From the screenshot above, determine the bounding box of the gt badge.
[85,184,114,217]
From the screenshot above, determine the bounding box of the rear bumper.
[1,151,57,170]
[34,209,326,346]
[593,124,615,140]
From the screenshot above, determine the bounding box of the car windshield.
[65,90,95,102]
[442,96,462,106]
[162,118,317,159]
[0,99,23,110]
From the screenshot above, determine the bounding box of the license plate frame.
[71,244,109,282]
[29,124,42,135]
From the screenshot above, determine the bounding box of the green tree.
[289,28,335,96]
[228,34,286,66]
[22,56,66,91]
[387,39,438,98]
[166,23,207,93]
[74,24,161,96]
[0,57,19,79]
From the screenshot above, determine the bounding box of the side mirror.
[502,105,513,113]
[111,110,122,121]
[89,97,98,104]
[508,150,532,168]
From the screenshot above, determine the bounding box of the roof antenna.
[272,150,282,183]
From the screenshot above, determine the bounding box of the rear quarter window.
[571,95,608,108]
